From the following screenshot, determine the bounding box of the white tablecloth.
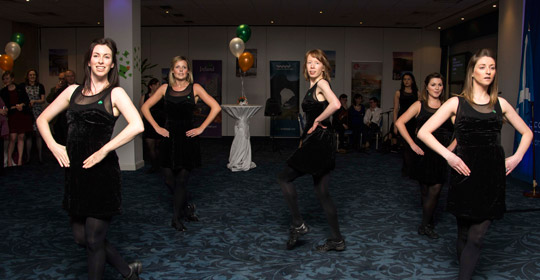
[221,105,262,172]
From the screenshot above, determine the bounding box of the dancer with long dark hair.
[418,49,532,279]
[395,72,454,239]
[139,78,163,173]
[141,56,221,231]
[277,49,345,251]
[37,38,144,280]
[393,73,419,175]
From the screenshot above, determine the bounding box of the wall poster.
[351,61,382,106]
[192,60,222,137]
[270,61,300,137]
[392,52,413,80]
[48,49,68,76]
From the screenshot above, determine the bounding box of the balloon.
[238,52,254,72]
[5,42,21,60]
[236,24,251,43]
[0,54,14,71]
[229,37,245,58]
[11,33,25,47]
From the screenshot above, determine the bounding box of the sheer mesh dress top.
[286,81,335,176]
[160,84,201,171]
[65,85,122,218]
[447,96,505,221]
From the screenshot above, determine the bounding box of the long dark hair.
[24,69,39,85]
[400,72,418,93]
[82,38,119,93]
[146,78,159,95]
[419,72,446,103]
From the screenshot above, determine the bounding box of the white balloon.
[229,37,245,58]
[5,42,21,60]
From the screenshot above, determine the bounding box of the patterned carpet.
[1,138,540,280]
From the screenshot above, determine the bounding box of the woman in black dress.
[37,38,144,280]
[395,73,454,239]
[418,49,532,279]
[141,56,221,232]
[277,49,344,252]
[393,73,419,176]
[1,71,32,166]
[139,78,163,173]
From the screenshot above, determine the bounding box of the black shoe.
[171,219,187,231]
[124,261,142,280]
[185,203,199,222]
[418,225,439,239]
[286,223,309,250]
[316,238,346,252]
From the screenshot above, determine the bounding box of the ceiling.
[0,0,498,30]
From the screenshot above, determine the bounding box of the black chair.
[264,97,282,152]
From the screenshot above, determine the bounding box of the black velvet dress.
[412,101,453,184]
[143,92,165,139]
[287,81,335,176]
[398,89,418,136]
[448,96,505,221]
[64,86,121,218]
[160,84,201,171]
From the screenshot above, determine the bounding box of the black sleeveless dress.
[64,86,121,218]
[448,97,505,221]
[143,92,165,139]
[287,81,335,176]
[399,89,418,136]
[412,101,453,184]
[160,84,201,171]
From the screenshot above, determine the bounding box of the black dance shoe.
[185,203,199,222]
[316,238,346,252]
[171,219,187,232]
[286,223,309,250]
[418,225,439,239]
[124,260,142,280]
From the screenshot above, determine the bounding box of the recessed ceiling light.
[493,4,497,8]
[97,21,101,25]
[319,11,323,14]
[359,21,363,25]
[26,0,30,2]
[461,17,465,20]
[437,26,441,30]
[166,10,170,14]
[270,20,274,24]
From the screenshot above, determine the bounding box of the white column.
[104,0,143,170]
[498,0,524,155]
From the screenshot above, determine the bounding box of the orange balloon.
[0,54,14,71]
[238,52,254,72]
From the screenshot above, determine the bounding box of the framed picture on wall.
[448,52,471,95]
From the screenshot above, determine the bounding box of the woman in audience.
[395,72,454,239]
[393,73,419,176]
[139,78,164,173]
[0,71,32,166]
[37,38,144,280]
[277,49,345,252]
[348,93,366,151]
[418,49,532,279]
[141,56,221,232]
[23,69,46,163]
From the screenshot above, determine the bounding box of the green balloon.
[11,33,25,47]
[236,24,251,43]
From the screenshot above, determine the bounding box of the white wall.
[39,26,441,136]
[498,0,524,155]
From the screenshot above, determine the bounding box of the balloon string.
[241,72,245,98]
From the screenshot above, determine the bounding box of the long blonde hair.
[460,48,498,106]
[303,49,332,82]
[168,56,194,85]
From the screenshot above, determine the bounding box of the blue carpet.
[1,138,540,279]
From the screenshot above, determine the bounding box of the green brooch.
[187,95,191,99]
[492,110,496,113]
[98,100,103,105]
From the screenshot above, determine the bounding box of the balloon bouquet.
[229,24,253,105]
[0,33,25,76]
